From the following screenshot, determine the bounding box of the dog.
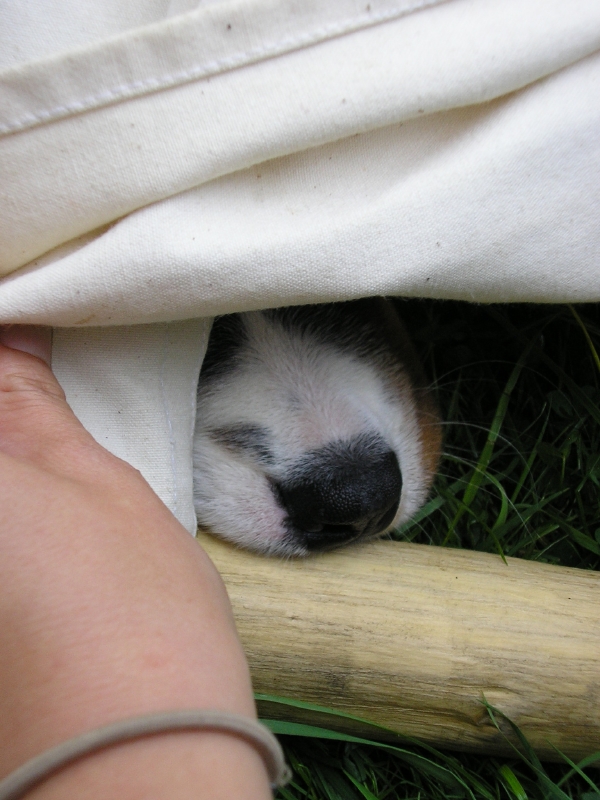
[193,298,441,556]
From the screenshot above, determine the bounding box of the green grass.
[266,300,600,800]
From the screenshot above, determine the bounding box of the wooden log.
[197,532,600,760]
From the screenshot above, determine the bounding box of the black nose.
[276,436,402,551]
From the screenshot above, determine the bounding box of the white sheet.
[1,0,599,528]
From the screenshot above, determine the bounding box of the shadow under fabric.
[1,0,600,531]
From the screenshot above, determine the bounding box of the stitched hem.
[0,0,447,137]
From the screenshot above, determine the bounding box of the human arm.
[0,326,273,799]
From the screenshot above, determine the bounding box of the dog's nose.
[276,440,402,551]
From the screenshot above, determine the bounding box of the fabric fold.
[2,0,600,278]
[1,0,599,528]
[52,320,210,532]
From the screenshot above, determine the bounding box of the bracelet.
[0,709,292,799]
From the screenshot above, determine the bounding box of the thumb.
[0,325,52,366]
[0,325,98,472]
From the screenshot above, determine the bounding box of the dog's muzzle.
[275,434,402,552]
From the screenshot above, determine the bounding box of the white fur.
[194,309,430,556]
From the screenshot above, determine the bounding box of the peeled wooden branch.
[198,532,600,760]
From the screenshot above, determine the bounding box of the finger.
[0,336,94,467]
[0,325,52,366]
[0,336,148,496]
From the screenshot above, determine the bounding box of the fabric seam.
[0,0,445,136]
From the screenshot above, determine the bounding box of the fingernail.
[0,326,53,367]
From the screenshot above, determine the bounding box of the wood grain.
[197,532,600,760]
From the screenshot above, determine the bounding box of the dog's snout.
[195,302,440,556]
[277,439,402,551]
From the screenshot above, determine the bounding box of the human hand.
[0,326,271,799]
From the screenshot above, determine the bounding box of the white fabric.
[52,320,210,533]
[1,0,599,528]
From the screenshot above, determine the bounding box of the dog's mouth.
[285,501,400,552]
